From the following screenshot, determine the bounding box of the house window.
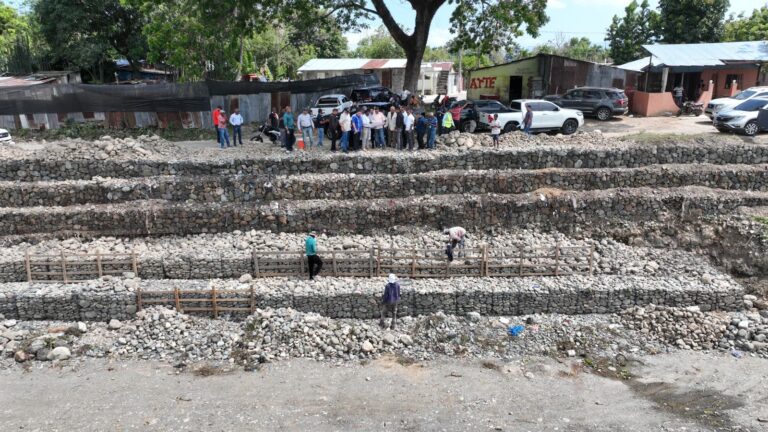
[725,74,742,89]
[316,72,326,79]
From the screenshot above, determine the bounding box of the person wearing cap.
[380,273,401,329]
[444,226,467,257]
[305,231,323,281]
[212,105,222,143]
[217,109,230,148]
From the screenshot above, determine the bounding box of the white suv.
[713,97,768,136]
[0,128,13,144]
[311,94,352,118]
[478,99,584,135]
[706,86,768,119]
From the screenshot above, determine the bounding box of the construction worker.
[380,273,401,330]
[305,231,323,281]
[441,110,455,135]
[444,226,467,257]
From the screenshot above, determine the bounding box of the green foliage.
[353,26,404,58]
[605,0,659,65]
[449,0,548,60]
[534,36,608,63]
[723,6,768,41]
[32,0,147,80]
[656,0,730,43]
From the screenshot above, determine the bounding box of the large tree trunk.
[371,0,444,93]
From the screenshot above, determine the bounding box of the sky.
[5,0,765,50]
[346,0,767,49]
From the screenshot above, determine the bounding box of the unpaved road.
[1,352,766,431]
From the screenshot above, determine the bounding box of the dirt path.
[0,352,765,431]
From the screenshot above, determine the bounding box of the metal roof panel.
[643,41,768,67]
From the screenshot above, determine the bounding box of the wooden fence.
[25,251,138,283]
[137,286,255,318]
[253,244,594,279]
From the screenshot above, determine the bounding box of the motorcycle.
[250,123,281,145]
[677,101,704,117]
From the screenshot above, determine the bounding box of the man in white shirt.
[297,109,315,149]
[403,108,415,151]
[339,109,352,153]
[372,107,386,148]
[361,109,372,150]
[229,109,244,146]
[444,226,467,257]
[386,106,398,148]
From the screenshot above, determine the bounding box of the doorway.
[381,70,392,88]
[509,76,523,101]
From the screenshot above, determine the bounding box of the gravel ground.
[0,352,766,431]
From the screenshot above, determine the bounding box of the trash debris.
[730,348,743,359]
[508,325,525,337]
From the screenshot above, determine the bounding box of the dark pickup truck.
[545,87,628,120]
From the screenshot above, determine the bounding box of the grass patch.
[480,360,501,371]
[752,216,768,239]
[191,363,228,377]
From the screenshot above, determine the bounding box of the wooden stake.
[132,252,138,276]
[25,251,32,283]
[174,287,181,312]
[136,286,143,311]
[249,286,255,314]
[253,249,260,278]
[211,286,219,318]
[554,243,560,276]
[60,251,68,283]
[96,250,103,277]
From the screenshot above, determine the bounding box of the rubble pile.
[620,305,731,350]
[108,307,240,362]
[436,130,611,149]
[23,135,180,160]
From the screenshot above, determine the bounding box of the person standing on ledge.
[305,231,323,281]
[380,273,401,330]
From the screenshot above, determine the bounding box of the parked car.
[503,99,584,135]
[448,99,518,133]
[706,86,768,119]
[0,128,13,144]
[713,97,768,136]
[311,94,352,118]
[350,85,396,111]
[544,87,628,120]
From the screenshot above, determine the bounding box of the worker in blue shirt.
[305,231,323,281]
[425,112,438,150]
[379,273,401,329]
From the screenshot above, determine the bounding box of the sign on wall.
[469,77,497,89]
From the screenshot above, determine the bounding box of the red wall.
[701,67,760,98]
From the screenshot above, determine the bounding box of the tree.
[723,6,768,41]
[353,26,404,58]
[0,1,15,37]
[605,0,659,65]
[656,0,729,43]
[534,36,608,63]
[257,0,548,92]
[33,0,147,80]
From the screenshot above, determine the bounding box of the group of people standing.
[212,106,244,148]
[266,104,459,153]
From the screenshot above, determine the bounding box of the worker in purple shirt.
[379,273,401,329]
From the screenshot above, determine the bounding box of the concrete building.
[467,54,636,105]
[297,59,457,95]
[619,41,768,116]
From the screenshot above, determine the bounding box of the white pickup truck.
[475,99,584,135]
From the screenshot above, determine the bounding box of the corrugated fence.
[0,74,378,130]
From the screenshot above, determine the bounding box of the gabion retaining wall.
[3,142,768,182]
[0,275,746,321]
[1,186,766,237]
[3,164,768,207]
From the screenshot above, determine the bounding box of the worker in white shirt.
[444,226,467,257]
[403,108,415,151]
[229,108,244,146]
[361,108,372,150]
[297,108,315,149]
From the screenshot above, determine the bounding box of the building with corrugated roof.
[617,41,768,116]
[297,58,457,95]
